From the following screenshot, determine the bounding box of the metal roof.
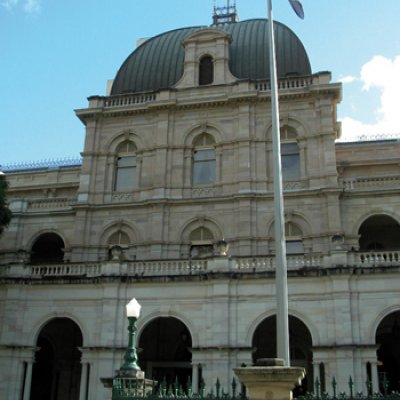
[111,19,311,95]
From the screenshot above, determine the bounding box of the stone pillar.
[234,359,305,400]
[192,363,200,393]
[22,360,34,400]
[79,362,89,400]
[370,361,379,393]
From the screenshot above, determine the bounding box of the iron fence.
[298,377,400,400]
[112,377,246,400]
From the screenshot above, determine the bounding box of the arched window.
[190,226,214,258]
[114,140,137,192]
[199,56,214,85]
[192,133,216,185]
[285,221,304,254]
[280,126,300,180]
[108,231,130,246]
[31,233,65,264]
[359,215,400,251]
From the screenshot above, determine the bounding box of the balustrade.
[28,198,74,210]
[235,254,323,271]
[103,93,157,108]
[341,175,400,190]
[354,250,400,267]
[2,251,400,279]
[255,76,313,91]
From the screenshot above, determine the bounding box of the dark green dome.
[111,19,311,95]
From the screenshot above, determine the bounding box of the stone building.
[1,6,400,400]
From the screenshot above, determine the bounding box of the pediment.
[183,28,232,44]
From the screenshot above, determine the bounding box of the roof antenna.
[212,0,238,25]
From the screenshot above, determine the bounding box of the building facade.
[1,13,400,400]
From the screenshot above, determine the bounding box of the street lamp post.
[107,298,154,400]
[120,298,142,372]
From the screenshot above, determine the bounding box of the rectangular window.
[286,240,304,254]
[115,156,137,191]
[281,143,300,180]
[193,149,216,185]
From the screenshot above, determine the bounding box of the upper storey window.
[285,221,304,254]
[280,126,300,180]
[115,140,137,192]
[192,133,216,186]
[199,56,214,85]
[108,231,130,246]
[190,227,214,258]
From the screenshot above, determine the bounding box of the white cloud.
[339,55,400,141]
[1,0,40,13]
[338,75,356,84]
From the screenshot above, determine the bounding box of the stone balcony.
[1,250,399,280]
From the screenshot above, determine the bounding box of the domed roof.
[111,19,312,95]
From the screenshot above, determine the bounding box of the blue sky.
[1,0,400,166]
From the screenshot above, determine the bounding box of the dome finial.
[212,0,238,25]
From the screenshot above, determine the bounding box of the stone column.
[370,361,379,393]
[79,362,89,400]
[22,360,34,400]
[234,359,305,400]
[192,363,200,393]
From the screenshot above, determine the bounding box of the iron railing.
[298,377,400,400]
[112,378,246,400]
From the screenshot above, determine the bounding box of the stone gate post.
[234,359,305,400]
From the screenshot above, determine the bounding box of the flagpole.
[267,0,290,366]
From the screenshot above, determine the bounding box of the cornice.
[75,83,340,123]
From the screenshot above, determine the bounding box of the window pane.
[190,227,213,241]
[281,142,299,155]
[194,149,215,161]
[282,154,300,180]
[193,160,216,185]
[285,222,302,236]
[115,155,137,191]
[116,140,137,153]
[117,156,136,167]
[193,133,215,147]
[108,231,130,245]
[286,240,304,254]
[115,166,136,191]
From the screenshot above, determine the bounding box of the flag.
[288,0,304,19]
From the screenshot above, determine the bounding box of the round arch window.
[31,233,65,264]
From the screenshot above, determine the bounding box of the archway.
[138,317,192,388]
[359,215,400,251]
[30,318,83,400]
[31,233,65,264]
[252,315,313,393]
[376,311,400,391]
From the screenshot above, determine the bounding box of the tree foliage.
[0,174,12,235]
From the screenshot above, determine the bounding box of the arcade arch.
[30,318,83,400]
[376,310,400,391]
[252,315,313,392]
[138,317,193,387]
